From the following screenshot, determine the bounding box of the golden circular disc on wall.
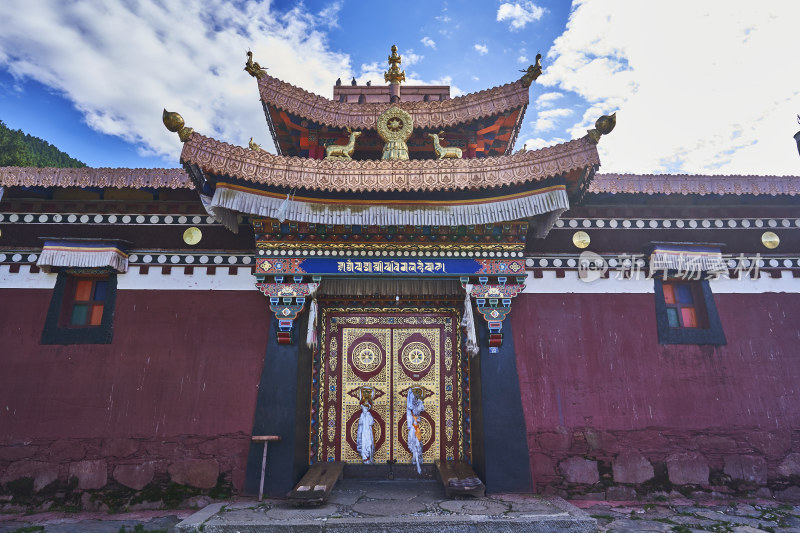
[761,231,780,249]
[183,227,202,245]
[572,230,590,248]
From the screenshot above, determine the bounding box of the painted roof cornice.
[180,133,600,193]
[257,72,530,130]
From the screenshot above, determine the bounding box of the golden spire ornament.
[384,45,406,85]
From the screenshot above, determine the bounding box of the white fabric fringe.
[37,249,128,273]
[306,298,318,350]
[461,283,479,358]
[200,193,240,233]
[210,184,569,227]
[649,251,725,274]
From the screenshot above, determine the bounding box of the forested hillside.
[0,120,86,167]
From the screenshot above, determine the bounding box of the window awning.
[648,243,725,276]
[37,239,130,273]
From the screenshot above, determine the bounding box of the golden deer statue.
[325,128,362,160]
[428,132,462,159]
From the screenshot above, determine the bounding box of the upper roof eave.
[180,133,600,193]
[257,72,530,130]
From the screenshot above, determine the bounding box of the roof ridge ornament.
[587,112,617,144]
[377,106,413,160]
[244,50,267,79]
[519,53,543,87]
[384,45,406,85]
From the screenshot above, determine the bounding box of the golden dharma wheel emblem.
[761,231,780,249]
[572,230,591,249]
[183,227,202,245]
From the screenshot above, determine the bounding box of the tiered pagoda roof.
[163,46,617,233]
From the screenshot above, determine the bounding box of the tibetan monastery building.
[1,47,799,503]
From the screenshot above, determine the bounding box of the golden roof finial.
[162,109,194,143]
[587,112,617,144]
[384,44,406,85]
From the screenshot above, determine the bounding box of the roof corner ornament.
[587,112,617,144]
[384,45,406,85]
[519,53,543,87]
[162,109,194,143]
[244,50,267,79]
[378,106,413,160]
[249,137,262,151]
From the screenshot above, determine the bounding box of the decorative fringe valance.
[200,193,240,233]
[306,298,318,350]
[461,283,479,358]
[649,243,725,276]
[37,239,129,273]
[209,181,569,227]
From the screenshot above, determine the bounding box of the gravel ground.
[572,498,800,533]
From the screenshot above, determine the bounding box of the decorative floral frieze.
[0,167,193,190]
[590,174,800,196]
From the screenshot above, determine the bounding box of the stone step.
[173,481,597,532]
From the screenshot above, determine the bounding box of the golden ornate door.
[312,308,468,465]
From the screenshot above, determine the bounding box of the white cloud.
[474,44,489,56]
[0,0,352,162]
[520,137,567,151]
[403,51,424,67]
[541,0,800,175]
[497,2,546,31]
[518,55,528,64]
[421,36,437,49]
[535,92,563,108]
[532,108,573,132]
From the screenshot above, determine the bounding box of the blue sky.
[0,1,798,175]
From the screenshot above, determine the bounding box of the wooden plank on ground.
[435,460,485,498]
[287,462,344,505]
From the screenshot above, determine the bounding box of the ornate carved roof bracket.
[463,278,526,353]
[255,281,320,345]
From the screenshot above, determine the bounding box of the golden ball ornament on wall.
[761,231,780,249]
[183,227,202,245]
[572,231,591,249]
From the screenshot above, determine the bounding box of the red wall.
[511,292,800,489]
[0,288,270,489]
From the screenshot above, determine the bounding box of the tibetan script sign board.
[256,257,525,277]
[311,308,470,465]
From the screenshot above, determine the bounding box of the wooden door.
[313,309,467,465]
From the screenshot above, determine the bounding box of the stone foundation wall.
[512,292,800,498]
[530,427,800,501]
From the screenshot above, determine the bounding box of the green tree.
[0,120,86,167]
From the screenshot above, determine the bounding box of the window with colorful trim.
[654,278,725,345]
[42,269,117,344]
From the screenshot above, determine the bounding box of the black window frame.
[653,278,726,345]
[41,269,117,345]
